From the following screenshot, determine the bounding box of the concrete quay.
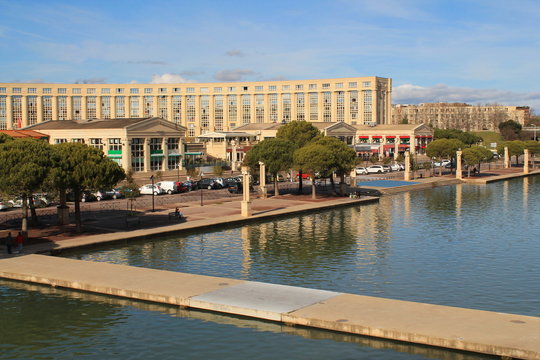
[1,254,539,359]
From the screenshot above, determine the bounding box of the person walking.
[15,232,24,253]
[4,232,13,254]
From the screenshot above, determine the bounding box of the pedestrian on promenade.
[3,232,13,254]
[174,207,183,218]
[15,232,24,253]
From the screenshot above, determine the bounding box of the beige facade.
[25,117,186,173]
[0,77,392,134]
[392,103,530,131]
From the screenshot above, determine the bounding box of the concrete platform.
[1,254,539,359]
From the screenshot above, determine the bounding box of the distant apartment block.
[0,77,392,135]
[392,103,530,131]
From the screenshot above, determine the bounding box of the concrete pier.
[1,255,539,359]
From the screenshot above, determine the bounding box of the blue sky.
[1,0,540,109]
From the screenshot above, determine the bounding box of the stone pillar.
[379,143,384,160]
[241,166,252,217]
[21,96,28,128]
[121,138,131,172]
[504,146,510,168]
[153,96,159,117]
[36,96,43,124]
[143,138,150,172]
[167,95,173,122]
[277,93,283,122]
[125,96,131,118]
[162,137,169,171]
[231,140,238,171]
[394,141,399,160]
[404,151,411,181]
[331,91,337,122]
[66,96,72,120]
[51,96,58,120]
[456,150,463,180]
[6,96,12,130]
[524,149,529,174]
[317,92,323,121]
[258,161,267,199]
[95,96,102,118]
[80,96,87,120]
[110,96,117,118]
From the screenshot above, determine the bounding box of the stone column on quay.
[121,138,131,172]
[456,150,463,180]
[524,149,529,174]
[143,138,151,173]
[258,161,267,199]
[241,166,252,217]
[504,146,510,168]
[404,151,411,181]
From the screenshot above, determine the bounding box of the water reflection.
[0,280,492,360]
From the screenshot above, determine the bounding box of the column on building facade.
[386,86,392,125]
[51,96,58,121]
[167,95,173,122]
[194,95,201,135]
[250,93,256,124]
[121,138,131,172]
[21,96,28,128]
[317,92,323,122]
[291,93,297,121]
[95,96,102,118]
[110,96,117,119]
[66,96,72,120]
[6,96,12,130]
[208,94,215,130]
[504,146,510,168]
[345,91,351,124]
[304,92,310,122]
[81,96,87,120]
[36,96,43,124]
[372,87,378,124]
[152,96,159,117]
[277,93,283,123]
[143,137,151,172]
[259,161,267,199]
[331,91,337,122]
[162,137,169,171]
[263,94,269,123]
[181,95,188,127]
[125,96,131,118]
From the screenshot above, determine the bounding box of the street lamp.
[150,174,155,212]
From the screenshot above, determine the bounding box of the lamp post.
[150,174,155,212]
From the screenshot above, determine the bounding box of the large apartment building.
[0,77,392,135]
[392,103,530,131]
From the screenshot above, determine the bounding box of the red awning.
[371,148,379,153]
[383,144,395,150]
[359,136,369,138]
[385,135,395,138]
[398,144,410,149]
[372,135,382,138]
[400,136,410,139]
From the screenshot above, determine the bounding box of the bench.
[168,212,186,222]
[125,216,140,228]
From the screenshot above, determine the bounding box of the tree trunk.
[74,189,82,233]
[467,167,471,178]
[21,194,28,239]
[339,173,346,196]
[311,182,316,199]
[298,169,303,194]
[29,196,39,226]
[57,189,69,226]
[274,178,279,196]
[438,163,443,177]
[329,175,337,196]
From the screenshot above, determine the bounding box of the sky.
[1,0,540,110]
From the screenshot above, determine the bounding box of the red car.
[295,173,311,180]
[175,182,189,193]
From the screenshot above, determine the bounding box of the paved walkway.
[1,254,539,359]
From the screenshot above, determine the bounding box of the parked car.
[139,184,164,195]
[366,165,385,174]
[0,201,12,211]
[295,173,311,180]
[198,178,223,190]
[175,182,189,193]
[227,182,254,194]
[355,167,368,175]
[390,164,401,171]
[67,191,97,202]
[110,188,126,199]
[382,165,392,172]
[93,190,114,201]
[155,181,178,194]
[223,177,240,187]
[182,180,197,191]
[434,159,451,167]
[8,196,47,208]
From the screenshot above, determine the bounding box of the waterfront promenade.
[1,254,539,359]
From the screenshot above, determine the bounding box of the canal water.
[1,176,539,359]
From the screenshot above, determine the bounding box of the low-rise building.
[25,117,186,173]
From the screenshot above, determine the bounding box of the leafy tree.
[313,136,356,195]
[462,148,483,177]
[0,138,53,237]
[524,140,540,169]
[434,128,482,145]
[293,144,333,199]
[50,143,125,232]
[244,138,294,195]
[497,140,525,165]
[498,120,522,140]
[276,121,321,193]
[0,133,13,144]
[426,139,465,176]
[400,117,409,124]
[213,165,224,176]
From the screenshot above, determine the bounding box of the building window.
[144,88,152,94]
[349,82,357,88]
[57,88,67,94]
[101,88,110,94]
[130,88,139,94]
[309,84,317,90]
[296,93,305,121]
[349,91,358,120]
[241,94,250,125]
[149,138,163,171]
[158,96,168,119]
[188,123,195,137]
[255,94,264,123]
[43,88,52,94]
[90,138,104,151]
[72,96,82,120]
[172,95,181,124]
[186,95,195,122]
[72,88,81,94]
[268,85,276,91]
[58,96,68,120]
[228,87,236,92]
[214,95,224,131]
[13,88,22,94]
[255,86,263,91]
[322,83,330,89]
[142,96,153,116]
[87,88,96,94]
[0,88,6,93]
[363,81,371,88]
[228,94,237,122]
[0,96,6,130]
[336,83,343,89]
[173,88,181,93]
[130,138,144,172]
[101,96,111,119]
[336,91,345,122]
[130,97,140,117]
[200,95,210,131]
[159,88,167,94]
[200,87,209,93]
[116,88,125,94]
[26,96,37,125]
[167,138,181,169]
[213,87,222,93]
[54,139,67,144]
[282,93,291,122]
[186,88,195,93]
[323,92,331,122]
[363,90,372,124]
[28,88,37,94]
[72,138,85,143]
[269,94,278,122]
[43,96,53,121]
[116,96,125,118]
[309,92,318,121]
[242,86,249,92]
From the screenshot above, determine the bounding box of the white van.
[155,181,177,194]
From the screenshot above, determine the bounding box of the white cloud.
[74,77,106,84]
[393,83,540,109]
[149,73,195,84]
[214,69,256,82]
